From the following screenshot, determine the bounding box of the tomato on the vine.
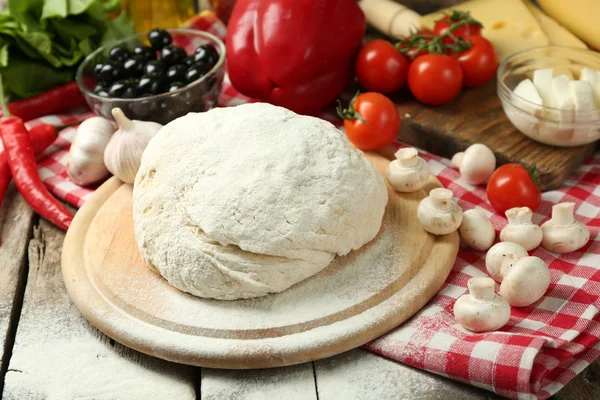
[433,12,482,43]
[407,54,463,105]
[455,36,498,88]
[337,92,400,150]
[486,164,541,214]
[356,40,409,94]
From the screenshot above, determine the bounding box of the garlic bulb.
[103,108,163,184]
[66,117,114,186]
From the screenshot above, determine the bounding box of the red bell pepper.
[226,0,365,115]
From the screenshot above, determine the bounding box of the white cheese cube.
[570,80,596,111]
[533,68,556,107]
[552,75,575,128]
[579,67,600,107]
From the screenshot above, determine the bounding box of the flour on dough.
[133,103,388,300]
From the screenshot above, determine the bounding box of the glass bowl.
[76,29,225,125]
[497,46,600,147]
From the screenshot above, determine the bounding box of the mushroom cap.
[417,189,463,235]
[459,208,496,251]
[453,279,510,332]
[385,157,430,193]
[459,144,496,185]
[500,224,543,251]
[541,220,590,254]
[499,256,550,307]
[485,241,528,282]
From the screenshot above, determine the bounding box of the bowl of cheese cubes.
[497,46,600,147]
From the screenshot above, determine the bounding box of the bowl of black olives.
[76,28,225,125]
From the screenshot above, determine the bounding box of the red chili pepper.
[0,117,72,230]
[0,124,58,210]
[1,82,85,122]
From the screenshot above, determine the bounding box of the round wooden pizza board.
[61,152,459,369]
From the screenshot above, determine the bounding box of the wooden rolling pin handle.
[359,0,422,40]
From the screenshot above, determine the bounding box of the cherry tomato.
[486,164,541,214]
[455,36,498,88]
[407,54,463,105]
[338,92,400,150]
[356,40,409,94]
[434,15,482,44]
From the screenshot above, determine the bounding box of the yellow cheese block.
[420,0,549,61]
[538,0,600,50]
[524,1,587,49]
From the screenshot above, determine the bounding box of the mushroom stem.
[505,207,533,225]
[429,188,454,212]
[468,277,496,301]
[551,202,575,226]
[395,147,419,168]
[451,152,464,169]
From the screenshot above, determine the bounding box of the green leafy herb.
[0,0,134,99]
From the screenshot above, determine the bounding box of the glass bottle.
[122,0,197,32]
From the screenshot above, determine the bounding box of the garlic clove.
[499,207,543,251]
[453,277,510,332]
[459,208,496,251]
[103,108,163,184]
[541,202,590,253]
[385,147,430,192]
[66,116,114,186]
[417,188,463,235]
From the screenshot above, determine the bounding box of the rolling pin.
[358,0,422,39]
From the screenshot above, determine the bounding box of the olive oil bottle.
[122,0,197,32]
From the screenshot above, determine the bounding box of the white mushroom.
[453,277,510,332]
[500,207,543,251]
[485,242,550,306]
[499,256,550,307]
[458,208,496,251]
[541,202,590,253]
[451,144,496,185]
[385,147,430,192]
[417,188,463,235]
[485,242,528,282]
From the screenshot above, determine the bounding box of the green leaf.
[0,55,73,98]
[41,0,68,19]
[49,17,97,41]
[101,0,122,13]
[7,0,44,28]
[100,11,134,46]
[78,37,93,55]
[0,44,9,67]
[68,0,98,15]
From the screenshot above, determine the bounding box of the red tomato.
[339,92,400,150]
[434,16,482,44]
[487,164,541,214]
[456,36,498,88]
[355,40,410,94]
[407,54,463,105]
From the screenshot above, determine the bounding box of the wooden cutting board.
[390,78,597,191]
[61,152,459,369]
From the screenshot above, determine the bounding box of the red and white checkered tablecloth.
[23,13,600,400]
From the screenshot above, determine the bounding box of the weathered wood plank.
[2,219,199,400]
[201,363,317,400]
[315,349,497,400]
[0,187,35,392]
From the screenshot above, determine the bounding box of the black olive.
[133,45,157,61]
[93,82,107,94]
[108,80,129,98]
[108,79,138,98]
[144,60,165,76]
[183,56,195,68]
[186,63,210,83]
[148,29,172,50]
[194,44,219,66]
[123,55,146,78]
[97,90,110,98]
[165,64,186,83]
[93,63,104,79]
[160,45,186,66]
[138,73,165,96]
[109,46,132,62]
[99,61,125,83]
[168,81,186,92]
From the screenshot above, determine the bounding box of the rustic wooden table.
[0,188,598,399]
